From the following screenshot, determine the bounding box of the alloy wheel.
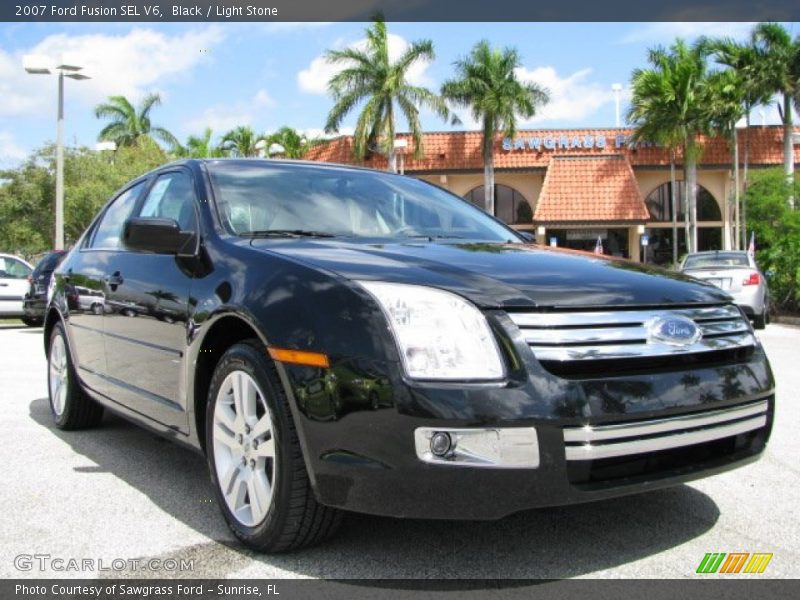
[212,370,277,527]
[49,333,68,416]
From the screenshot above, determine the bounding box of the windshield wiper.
[402,234,465,240]
[240,229,337,238]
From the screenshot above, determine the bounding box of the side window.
[90,182,146,250]
[0,257,32,279]
[138,171,198,232]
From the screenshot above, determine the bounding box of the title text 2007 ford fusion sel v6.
[45,160,773,551]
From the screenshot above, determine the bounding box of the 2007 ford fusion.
[45,159,774,551]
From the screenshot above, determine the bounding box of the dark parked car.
[45,160,774,552]
[22,250,66,326]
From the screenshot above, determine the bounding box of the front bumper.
[287,352,773,519]
[284,304,774,520]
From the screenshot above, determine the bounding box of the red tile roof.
[303,126,797,171]
[534,155,649,223]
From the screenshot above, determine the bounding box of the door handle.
[106,272,124,287]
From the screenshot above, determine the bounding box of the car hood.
[250,239,730,309]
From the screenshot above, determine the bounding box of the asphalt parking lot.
[0,322,798,579]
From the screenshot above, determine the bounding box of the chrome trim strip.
[528,331,754,362]
[564,415,767,460]
[563,400,768,443]
[508,305,742,329]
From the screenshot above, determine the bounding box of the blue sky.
[0,21,795,167]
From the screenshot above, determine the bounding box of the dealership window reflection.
[464,184,533,225]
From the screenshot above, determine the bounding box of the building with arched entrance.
[304,126,797,264]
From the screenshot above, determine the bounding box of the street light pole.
[55,71,65,250]
[24,54,89,250]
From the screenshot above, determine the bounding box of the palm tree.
[266,127,323,159]
[705,69,748,249]
[628,40,712,254]
[324,17,453,172]
[751,22,800,206]
[175,128,225,159]
[442,41,549,215]
[95,93,179,149]
[704,35,775,246]
[219,126,266,157]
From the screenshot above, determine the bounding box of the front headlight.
[358,281,505,381]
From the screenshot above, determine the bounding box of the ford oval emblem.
[648,315,702,346]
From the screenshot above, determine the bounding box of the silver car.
[679,251,769,329]
[0,253,34,318]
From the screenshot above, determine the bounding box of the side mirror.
[123,218,197,256]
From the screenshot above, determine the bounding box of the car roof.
[0,253,33,267]
[158,157,401,177]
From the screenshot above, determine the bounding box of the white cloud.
[297,33,432,95]
[514,66,614,124]
[183,89,276,134]
[620,22,757,45]
[0,27,226,118]
[0,131,28,167]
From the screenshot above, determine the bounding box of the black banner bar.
[2,1,799,22]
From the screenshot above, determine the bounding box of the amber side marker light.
[267,347,330,368]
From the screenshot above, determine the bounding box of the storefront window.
[643,227,723,265]
[464,184,532,225]
[547,228,630,258]
[645,181,722,222]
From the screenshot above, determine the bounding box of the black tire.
[22,316,42,327]
[47,322,104,430]
[753,307,767,330]
[206,339,342,552]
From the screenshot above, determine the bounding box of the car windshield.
[683,253,751,269]
[207,161,521,242]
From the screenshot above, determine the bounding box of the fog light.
[430,432,452,456]
[414,427,540,468]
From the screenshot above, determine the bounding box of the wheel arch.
[43,307,62,356]
[192,313,269,453]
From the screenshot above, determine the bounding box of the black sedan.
[45,160,774,552]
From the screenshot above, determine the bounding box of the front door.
[102,170,199,431]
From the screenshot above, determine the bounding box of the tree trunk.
[683,159,691,254]
[743,113,750,249]
[388,149,397,173]
[783,93,795,209]
[732,128,740,251]
[484,142,495,215]
[687,150,698,254]
[670,154,678,265]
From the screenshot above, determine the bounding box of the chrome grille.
[507,305,755,362]
[563,399,769,460]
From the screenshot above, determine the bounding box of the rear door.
[101,169,199,431]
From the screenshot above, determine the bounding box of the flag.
[747,231,755,257]
[594,236,603,255]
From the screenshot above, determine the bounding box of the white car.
[0,253,34,318]
[679,251,769,329]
